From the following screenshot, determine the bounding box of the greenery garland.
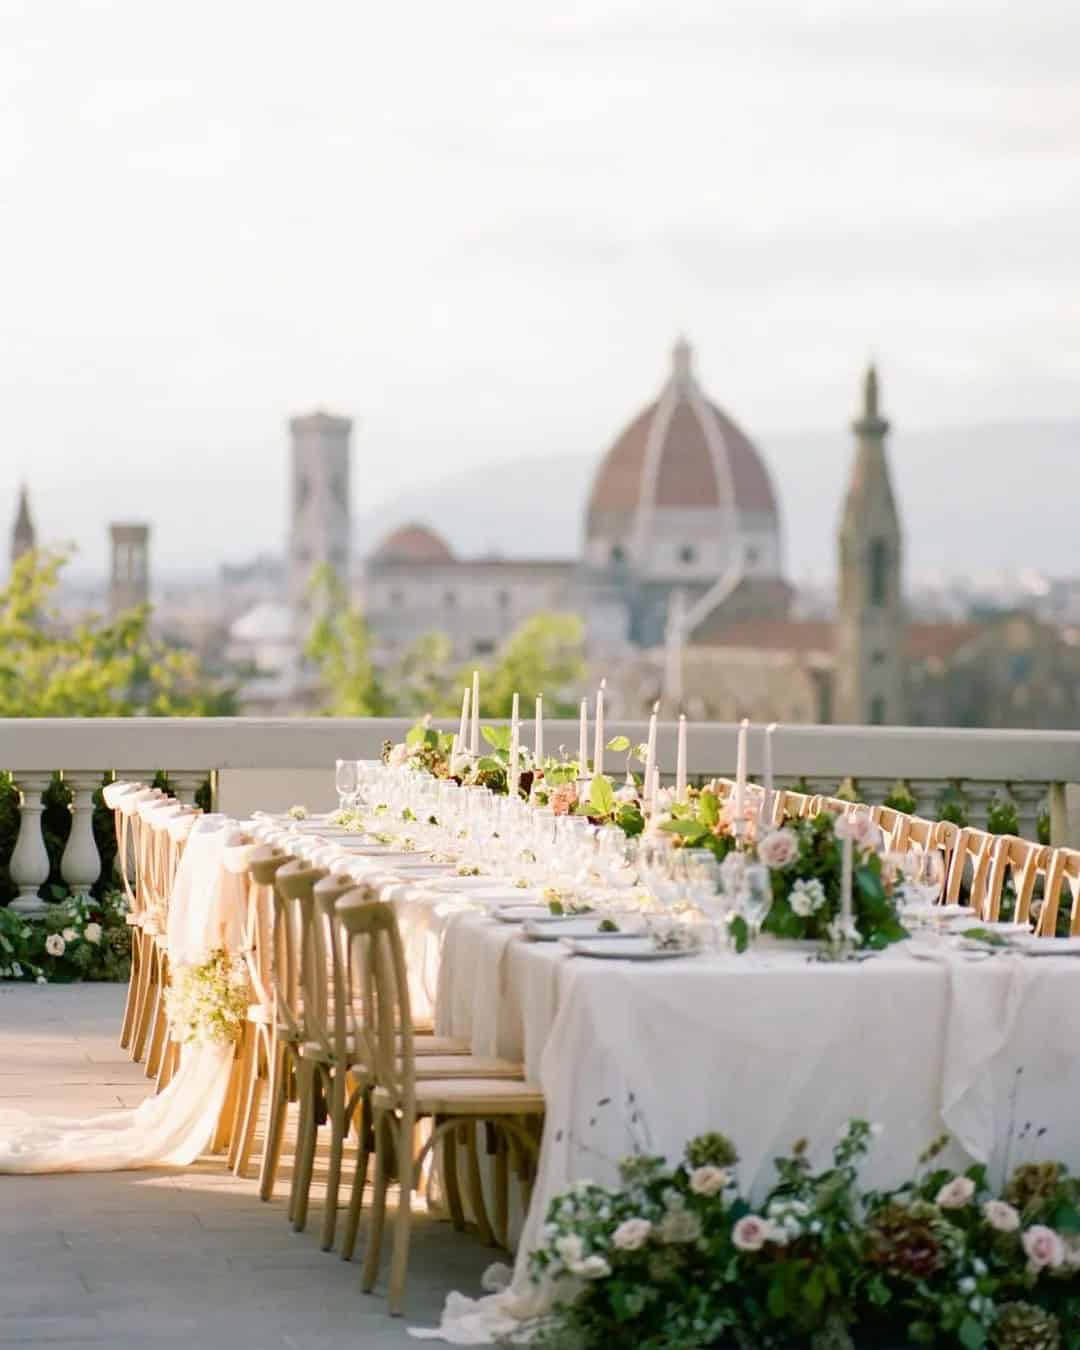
[529,1124,1080,1349]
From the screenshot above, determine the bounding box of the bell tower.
[288,410,352,637]
[11,484,35,569]
[834,365,905,725]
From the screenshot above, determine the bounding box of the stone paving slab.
[0,983,489,1347]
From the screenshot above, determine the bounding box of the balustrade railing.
[3,718,1080,914]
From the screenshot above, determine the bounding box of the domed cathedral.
[582,339,792,652]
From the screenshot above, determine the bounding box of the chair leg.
[340,1092,372,1262]
[212,1046,243,1154]
[320,1069,347,1251]
[259,1041,290,1202]
[144,967,168,1080]
[494,1133,510,1250]
[291,1062,321,1233]
[155,1031,177,1093]
[227,1026,255,1171]
[119,932,142,1049]
[387,1121,416,1316]
[441,1121,466,1232]
[464,1123,496,1248]
[286,1059,309,1225]
[130,945,158,1063]
[235,1035,267,1178]
[361,1112,392,1294]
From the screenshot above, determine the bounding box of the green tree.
[304,565,388,716]
[390,632,460,718]
[0,550,233,717]
[480,612,585,717]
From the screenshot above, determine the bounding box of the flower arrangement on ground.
[529,1123,1080,1350]
[0,890,132,983]
[164,948,250,1047]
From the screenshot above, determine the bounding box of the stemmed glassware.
[335,759,358,813]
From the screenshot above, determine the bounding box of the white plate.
[1011,937,1080,957]
[565,937,700,960]
[523,919,641,942]
[494,906,561,924]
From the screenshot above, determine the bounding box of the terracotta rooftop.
[587,340,779,521]
[372,522,455,563]
[690,618,985,661]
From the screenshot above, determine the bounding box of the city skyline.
[3,1,1079,580]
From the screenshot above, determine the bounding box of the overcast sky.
[2,1,1078,578]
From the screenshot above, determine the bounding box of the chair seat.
[374,1078,545,1116]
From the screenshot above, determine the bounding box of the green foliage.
[304,565,388,716]
[1037,804,1052,846]
[532,1125,1080,1350]
[479,612,585,717]
[0,891,131,982]
[986,794,1021,837]
[938,786,970,829]
[883,780,918,815]
[835,777,859,803]
[0,549,234,717]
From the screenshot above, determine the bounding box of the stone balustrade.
[3,717,1080,914]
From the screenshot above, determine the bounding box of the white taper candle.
[593,680,606,778]
[534,694,544,765]
[471,670,480,756]
[676,713,688,802]
[578,698,589,775]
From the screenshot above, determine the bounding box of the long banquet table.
[365,867,1080,1279]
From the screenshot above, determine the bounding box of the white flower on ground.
[758,828,799,870]
[45,934,66,957]
[570,1255,612,1279]
[935,1176,976,1209]
[35,974,47,984]
[658,1209,702,1244]
[84,923,102,944]
[1022,1224,1065,1271]
[732,1214,770,1252]
[790,877,827,917]
[612,1218,652,1251]
[61,927,78,943]
[12,962,23,978]
[689,1166,731,1197]
[982,1199,1020,1232]
[555,1234,584,1265]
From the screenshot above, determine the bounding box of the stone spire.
[670,335,694,389]
[11,483,35,567]
[834,364,905,725]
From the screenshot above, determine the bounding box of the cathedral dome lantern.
[584,339,784,585]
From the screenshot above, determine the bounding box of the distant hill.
[356,419,1080,582]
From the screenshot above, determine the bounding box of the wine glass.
[335,759,358,813]
[738,863,773,946]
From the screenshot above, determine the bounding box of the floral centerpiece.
[659,790,907,952]
[530,1123,1080,1349]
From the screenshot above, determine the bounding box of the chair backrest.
[336,892,415,1117]
[943,826,997,914]
[775,788,815,822]
[1039,847,1080,937]
[313,872,360,1060]
[982,834,1050,925]
[275,859,329,1049]
[242,847,293,1029]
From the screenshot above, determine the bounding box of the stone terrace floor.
[0,983,491,1349]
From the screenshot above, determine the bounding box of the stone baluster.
[9,773,53,916]
[60,772,103,901]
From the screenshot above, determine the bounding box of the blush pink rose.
[1022,1225,1065,1271]
[551,783,579,816]
[732,1214,769,1252]
[758,828,799,870]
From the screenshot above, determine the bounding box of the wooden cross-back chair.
[122,788,171,1063]
[943,826,998,915]
[982,835,1051,926]
[337,894,544,1316]
[1038,847,1080,937]
[144,805,201,1088]
[103,781,151,1051]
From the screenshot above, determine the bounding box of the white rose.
[612,1218,652,1251]
[571,1255,611,1280]
[614,784,638,805]
[982,1199,1020,1233]
[935,1176,976,1209]
[790,877,826,917]
[731,1214,769,1252]
[84,923,102,945]
[61,927,78,943]
[45,934,66,957]
[1022,1224,1065,1271]
[689,1166,730,1197]
[758,828,799,870]
[555,1234,584,1265]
